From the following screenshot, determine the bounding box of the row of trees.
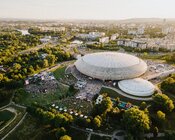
[0,47,73,88]
[90,93,174,139]
[161,74,175,93]
[27,106,72,140]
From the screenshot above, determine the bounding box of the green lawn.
[53,65,77,85]
[0,105,26,139]
[0,110,15,129]
[14,84,69,107]
[6,114,55,140]
[68,127,88,140]
[0,89,13,107]
[53,66,66,80]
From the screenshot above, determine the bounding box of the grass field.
[53,65,77,85]
[0,110,15,130]
[53,66,66,80]
[0,105,26,139]
[68,127,88,140]
[6,114,55,140]
[0,89,14,107]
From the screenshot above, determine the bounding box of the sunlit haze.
[0,0,175,20]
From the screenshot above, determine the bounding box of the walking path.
[0,107,17,132]
[1,112,28,140]
[144,132,165,138]
[102,86,153,101]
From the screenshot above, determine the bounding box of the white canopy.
[118,78,155,97]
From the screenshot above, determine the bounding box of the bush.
[165,130,175,140]
[152,93,174,112]
[122,107,150,136]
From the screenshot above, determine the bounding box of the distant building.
[99,37,109,43]
[40,36,51,43]
[128,30,137,35]
[162,26,175,34]
[110,34,119,41]
[128,26,145,35]
[71,28,80,32]
[137,26,145,35]
[40,27,66,32]
[71,40,83,45]
[117,39,147,49]
[40,53,48,59]
[76,32,105,41]
[117,39,125,46]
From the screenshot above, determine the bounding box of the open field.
[68,127,88,140]
[0,105,26,139]
[53,64,77,85]
[6,114,55,140]
[0,110,15,130]
[0,89,14,107]
[53,66,67,80]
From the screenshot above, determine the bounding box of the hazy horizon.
[0,0,175,20]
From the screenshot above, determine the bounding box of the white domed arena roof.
[74,52,147,80]
[118,78,155,97]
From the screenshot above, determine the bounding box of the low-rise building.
[110,33,119,41]
[40,36,51,43]
[99,37,109,43]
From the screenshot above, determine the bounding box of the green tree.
[43,59,49,68]
[93,115,102,128]
[153,93,174,112]
[157,110,166,121]
[123,107,150,136]
[140,102,147,110]
[93,96,113,116]
[59,135,72,140]
[55,127,67,139]
[47,54,57,66]
[153,127,159,138]
[0,73,3,81]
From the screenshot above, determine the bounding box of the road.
[143,69,175,80]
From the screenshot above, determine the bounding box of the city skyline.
[0,0,175,20]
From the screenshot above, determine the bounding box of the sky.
[0,0,175,20]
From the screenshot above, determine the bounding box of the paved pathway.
[102,86,153,101]
[112,130,126,140]
[143,69,175,80]
[0,107,17,132]
[1,112,28,140]
[144,132,165,138]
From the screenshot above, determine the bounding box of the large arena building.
[74,52,155,97]
[75,52,147,80]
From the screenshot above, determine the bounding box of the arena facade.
[74,52,155,97]
[75,52,147,80]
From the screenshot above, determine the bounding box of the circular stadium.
[75,52,147,80]
[118,78,155,97]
